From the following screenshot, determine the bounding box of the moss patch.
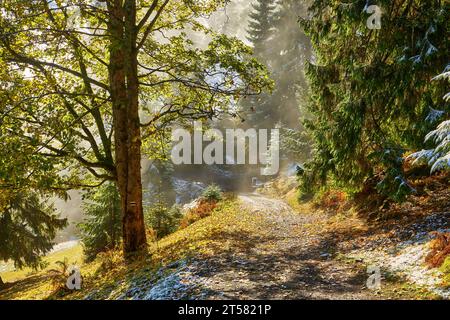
[439,256,450,288]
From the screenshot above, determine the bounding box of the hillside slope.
[2,188,448,300]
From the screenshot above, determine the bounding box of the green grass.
[439,256,450,288]
[65,198,269,300]
[0,244,83,283]
[1,198,263,300]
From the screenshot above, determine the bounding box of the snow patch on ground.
[142,265,206,300]
[172,179,206,204]
[182,199,200,214]
[348,229,450,299]
[49,240,79,254]
[94,260,211,300]
[140,260,212,300]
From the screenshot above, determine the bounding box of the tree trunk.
[0,276,4,288]
[107,0,147,256]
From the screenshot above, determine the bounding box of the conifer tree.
[247,0,278,59]
[242,0,278,129]
[78,183,121,261]
[271,0,312,160]
[300,0,449,201]
[0,192,67,273]
[242,0,312,161]
[409,64,450,172]
[270,0,311,128]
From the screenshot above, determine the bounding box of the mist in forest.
[55,0,312,242]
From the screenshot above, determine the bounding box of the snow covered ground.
[49,240,79,254]
[347,228,450,299]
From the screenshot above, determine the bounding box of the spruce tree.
[270,0,311,128]
[242,0,278,129]
[409,64,450,172]
[271,0,312,161]
[0,191,67,271]
[247,0,278,59]
[78,183,122,262]
[242,0,312,162]
[300,0,449,201]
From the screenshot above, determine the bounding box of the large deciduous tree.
[0,0,271,255]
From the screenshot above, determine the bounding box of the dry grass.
[1,198,266,300]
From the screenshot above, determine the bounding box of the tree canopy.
[0,0,272,255]
[300,0,449,201]
[0,0,271,189]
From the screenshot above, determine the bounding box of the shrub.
[146,227,158,242]
[96,250,123,274]
[178,185,223,229]
[49,258,69,291]
[179,199,217,229]
[201,184,223,202]
[145,204,182,239]
[317,190,347,210]
[48,258,82,297]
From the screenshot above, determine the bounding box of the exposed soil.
[128,194,391,300]
[2,191,447,300]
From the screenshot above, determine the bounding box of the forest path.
[172,193,378,300]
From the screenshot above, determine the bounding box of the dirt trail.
[110,192,449,300]
[148,193,379,300]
